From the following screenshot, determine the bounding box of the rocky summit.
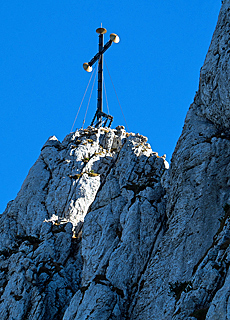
[2,1,230,319]
[0,126,168,320]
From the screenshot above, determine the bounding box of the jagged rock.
[2,2,230,319]
[64,141,168,319]
[0,127,168,319]
[130,1,230,319]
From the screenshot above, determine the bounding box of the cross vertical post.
[97,31,104,125]
[83,27,120,128]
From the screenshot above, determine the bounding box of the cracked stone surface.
[0,125,168,319]
[130,1,230,319]
[2,1,230,319]
[63,131,168,320]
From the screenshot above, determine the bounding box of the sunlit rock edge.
[1,1,230,319]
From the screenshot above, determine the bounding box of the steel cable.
[82,63,98,129]
[104,58,130,131]
[70,65,96,132]
[103,76,110,115]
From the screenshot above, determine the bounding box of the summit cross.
[83,26,120,128]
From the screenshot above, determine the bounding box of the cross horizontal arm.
[88,40,113,67]
[101,39,112,55]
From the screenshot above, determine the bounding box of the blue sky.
[0,0,221,213]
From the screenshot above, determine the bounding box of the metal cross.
[83,26,120,128]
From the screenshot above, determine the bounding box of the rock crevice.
[2,1,230,319]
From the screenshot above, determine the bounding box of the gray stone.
[2,2,230,319]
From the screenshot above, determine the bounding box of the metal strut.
[83,27,120,128]
[97,33,103,125]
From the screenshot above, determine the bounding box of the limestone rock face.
[63,132,168,320]
[0,126,168,319]
[2,2,230,319]
[130,1,230,319]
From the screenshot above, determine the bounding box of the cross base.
[90,110,113,128]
